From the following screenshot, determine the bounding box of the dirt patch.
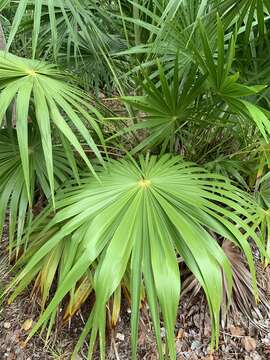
[1,282,270,359]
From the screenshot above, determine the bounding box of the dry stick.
[112,336,121,360]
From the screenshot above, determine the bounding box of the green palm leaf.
[0,51,105,204]
[5,0,126,93]
[0,126,73,255]
[221,0,270,40]
[117,59,210,153]
[6,0,104,58]
[192,18,270,140]
[6,155,264,359]
[250,170,270,264]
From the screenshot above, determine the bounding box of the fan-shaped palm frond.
[0,51,104,204]
[221,0,270,40]
[6,0,110,58]
[117,31,268,155]
[6,155,265,360]
[4,0,127,92]
[0,126,73,255]
[1,1,270,359]
[193,18,270,140]
[120,60,208,153]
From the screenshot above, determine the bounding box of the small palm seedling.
[6,155,264,360]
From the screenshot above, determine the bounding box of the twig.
[112,336,121,360]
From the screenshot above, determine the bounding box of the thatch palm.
[7,155,264,359]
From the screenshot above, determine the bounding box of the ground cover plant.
[0,1,270,359]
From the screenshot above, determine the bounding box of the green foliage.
[121,61,209,153]
[0,126,73,255]
[0,51,104,203]
[0,0,270,359]
[7,155,264,359]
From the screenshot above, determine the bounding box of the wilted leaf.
[242,336,256,352]
[229,325,245,337]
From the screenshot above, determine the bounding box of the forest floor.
[1,226,270,360]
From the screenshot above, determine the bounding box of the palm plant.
[7,155,265,359]
[116,22,269,156]
[0,1,270,359]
